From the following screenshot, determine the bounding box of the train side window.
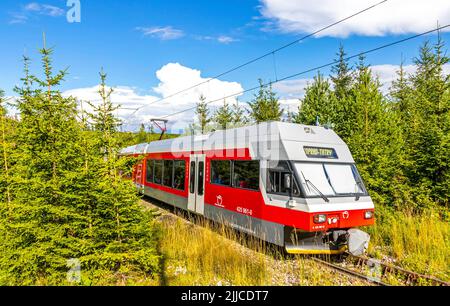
[189,161,195,193]
[163,160,174,187]
[267,161,300,196]
[211,160,231,186]
[146,159,153,183]
[232,160,259,191]
[173,160,186,190]
[198,161,204,196]
[154,160,163,185]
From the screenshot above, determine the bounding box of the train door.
[188,154,206,215]
[134,163,144,193]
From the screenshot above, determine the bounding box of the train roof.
[120,122,354,163]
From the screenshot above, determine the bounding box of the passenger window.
[173,160,186,190]
[198,162,204,195]
[189,161,195,193]
[154,160,163,185]
[146,159,153,183]
[163,160,173,187]
[211,160,231,186]
[233,160,259,191]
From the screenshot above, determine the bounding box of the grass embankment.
[144,200,449,285]
[366,206,450,282]
[154,208,369,286]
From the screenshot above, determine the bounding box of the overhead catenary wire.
[155,24,449,120]
[124,0,388,120]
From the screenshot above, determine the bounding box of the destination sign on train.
[304,146,338,159]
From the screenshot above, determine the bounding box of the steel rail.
[346,254,450,286]
[310,256,389,286]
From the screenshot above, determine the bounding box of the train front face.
[288,160,374,255]
[271,128,375,255]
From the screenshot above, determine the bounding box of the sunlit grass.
[366,206,450,281]
[156,210,370,286]
[158,215,272,286]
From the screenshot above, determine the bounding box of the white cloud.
[63,63,244,132]
[9,13,28,24]
[195,35,239,44]
[370,64,416,93]
[9,2,64,24]
[271,63,450,99]
[259,0,450,37]
[24,2,65,17]
[217,36,238,44]
[135,26,184,40]
[273,79,312,99]
[371,63,450,93]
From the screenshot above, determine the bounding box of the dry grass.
[144,200,449,286]
[158,215,273,286]
[155,209,370,286]
[366,207,450,281]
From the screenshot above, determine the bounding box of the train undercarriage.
[285,227,370,256]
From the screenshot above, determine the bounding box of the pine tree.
[232,99,248,127]
[1,47,88,284]
[331,44,353,100]
[82,70,160,281]
[214,99,233,129]
[87,69,122,161]
[294,72,337,126]
[248,79,283,123]
[0,90,12,207]
[136,123,148,143]
[0,47,160,285]
[346,55,404,207]
[405,38,450,207]
[195,94,211,134]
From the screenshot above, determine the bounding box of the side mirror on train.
[284,173,292,189]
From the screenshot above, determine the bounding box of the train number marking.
[236,206,253,216]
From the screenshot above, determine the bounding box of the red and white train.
[120,122,374,255]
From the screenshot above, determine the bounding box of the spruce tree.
[232,99,248,127]
[136,124,148,143]
[346,55,404,207]
[0,47,160,285]
[331,44,353,100]
[214,99,233,129]
[329,45,355,138]
[406,38,450,207]
[1,47,88,284]
[82,70,160,281]
[0,90,12,207]
[248,79,283,123]
[294,72,337,126]
[195,94,211,134]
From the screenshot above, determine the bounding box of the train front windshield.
[294,162,366,197]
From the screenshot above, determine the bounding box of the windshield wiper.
[300,171,329,203]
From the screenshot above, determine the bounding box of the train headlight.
[364,211,374,219]
[314,214,326,224]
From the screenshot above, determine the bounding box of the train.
[120,122,374,255]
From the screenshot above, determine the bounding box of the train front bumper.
[285,228,370,256]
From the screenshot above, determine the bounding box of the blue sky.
[1,0,449,130]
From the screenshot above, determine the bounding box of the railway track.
[343,253,449,286]
[142,197,448,287]
[310,256,388,286]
